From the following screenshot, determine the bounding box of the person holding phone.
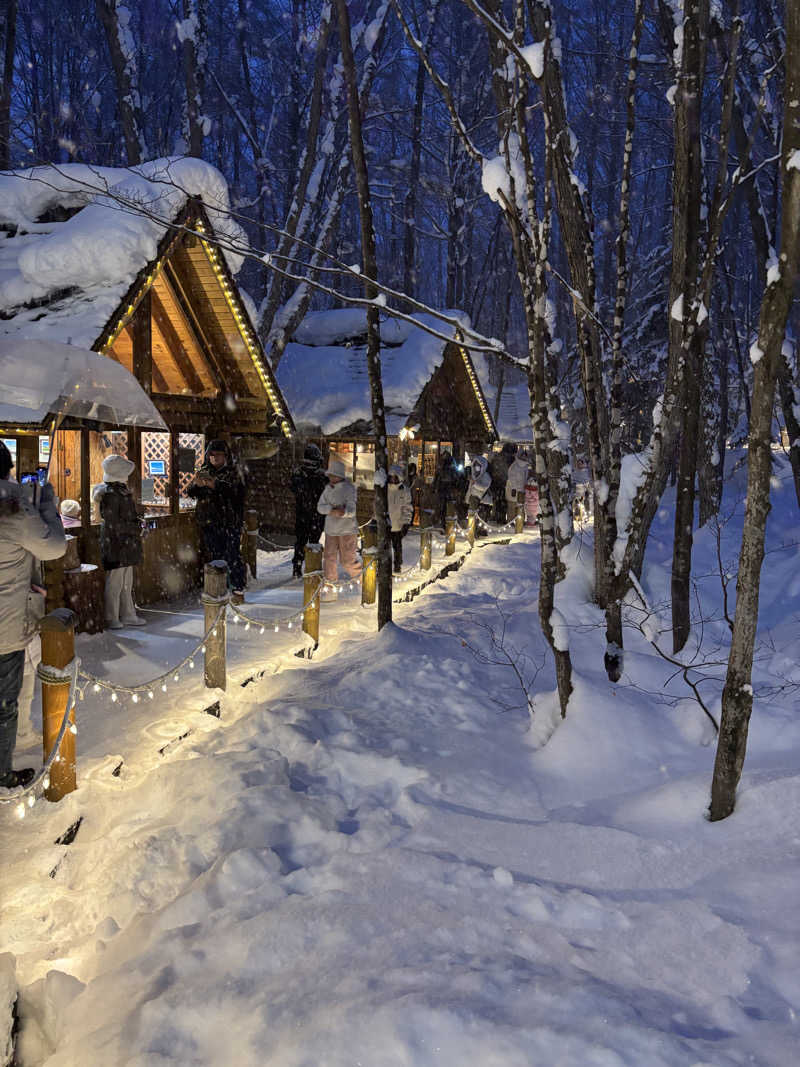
[0,441,66,789]
[187,440,247,597]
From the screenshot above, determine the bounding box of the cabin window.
[354,442,375,489]
[141,431,171,511]
[328,441,355,478]
[178,433,204,509]
[423,441,438,482]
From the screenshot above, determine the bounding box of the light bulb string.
[256,532,290,551]
[76,603,226,697]
[0,657,80,804]
[227,582,322,629]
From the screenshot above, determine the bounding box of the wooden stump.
[203,561,229,691]
[362,547,378,605]
[420,511,432,571]
[467,511,476,549]
[362,519,378,551]
[39,608,77,802]
[515,503,525,535]
[303,543,323,646]
[445,501,456,557]
[245,509,259,579]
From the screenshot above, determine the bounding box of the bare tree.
[94,0,146,164]
[180,0,208,158]
[710,0,800,821]
[0,0,17,169]
[334,0,392,630]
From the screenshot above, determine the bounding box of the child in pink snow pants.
[317,458,360,595]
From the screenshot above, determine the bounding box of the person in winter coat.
[432,451,458,530]
[386,464,413,573]
[465,455,492,524]
[0,440,66,788]
[92,454,145,629]
[290,443,328,578]
[59,499,82,529]
[317,458,359,598]
[488,443,516,523]
[505,449,529,518]
[187,439,247,595]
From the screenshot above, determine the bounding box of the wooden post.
[515,502,525,535]
[202,561,228,691]
[420,510,432,570]
[445,500,456,556]
[245,509,259,579]
[39,608,77,802]
[362,518,378,551]
[43,554,66,613]
[303,543,323,646]
[362,547,378,604]
[467,510,476,549]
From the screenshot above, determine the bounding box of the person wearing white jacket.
[506,450,529,514]
[386,465,413,573]
[317,458,360,596]
[0,441,66,788]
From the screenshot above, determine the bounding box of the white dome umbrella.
[0,338,167,431]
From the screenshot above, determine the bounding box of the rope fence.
[2,514,531,818]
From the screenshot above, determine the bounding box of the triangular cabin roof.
[0,158,293,436]
[278,308,496,440]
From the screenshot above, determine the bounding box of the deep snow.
[2,456,800,1065]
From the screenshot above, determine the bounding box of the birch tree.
[95,0,146,165]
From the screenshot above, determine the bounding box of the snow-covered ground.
[2,459,800,1066]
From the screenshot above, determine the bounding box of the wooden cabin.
[0,160,294,606]
[274,308,496,526]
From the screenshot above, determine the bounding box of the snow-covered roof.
[278,308,479,436]
[473,354,532,442]
[0,157,246,349]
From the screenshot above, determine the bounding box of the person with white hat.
[386,465,413,573]
[59,499,82,529]
[92,454,145,629]
[317,457,359,599]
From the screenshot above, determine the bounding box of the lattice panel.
[179,434,205,496]
[143,432,170,501]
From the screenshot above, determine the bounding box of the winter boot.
[321,583,338,603]
[0,767,35,789]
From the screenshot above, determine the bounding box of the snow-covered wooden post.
[245,509,259,579]
[203,561,228,691]
[445,501,456,556]
[467,510,476,549]
[361,518,378,551]
[303,543,323,646]
[515,503,525,535]
[420,511,432,570]
[39,608,77,802]
[362,548,378,605]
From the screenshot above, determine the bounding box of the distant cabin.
[274,308,497,526]
[0,158,294,604]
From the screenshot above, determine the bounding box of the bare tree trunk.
[402,0,442,299]
[710,2,800,821]
[95,0,145,164]
[334,0,392,630]
[605,0,644,681]
[181,0,207,158]
[0,0,17,170]
[669,0,710,653]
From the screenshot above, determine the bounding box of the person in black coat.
[92,454,145,629]
[187,439,247,594]
[290,444,328,577]
[432,451,459,530]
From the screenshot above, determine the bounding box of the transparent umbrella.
[0,339,167,430]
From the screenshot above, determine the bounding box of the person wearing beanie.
[386,464,413,574]
[187,439,247,595]
[289,443,328,578]
[316,457,359,599]
[92,454,145,629]
[0,440,66,789]
[59,499,82,529]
